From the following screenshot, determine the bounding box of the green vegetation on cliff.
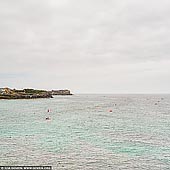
[0,88,72,99]
[0,88,52,99]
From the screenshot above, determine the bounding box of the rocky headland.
[0,88,72,99]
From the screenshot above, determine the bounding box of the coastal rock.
[0,88,53,99]
[0,87,73,99]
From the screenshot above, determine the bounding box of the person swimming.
[46,117,50,120]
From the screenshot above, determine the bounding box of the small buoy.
[47,109,50,112]
[109,109,112,112]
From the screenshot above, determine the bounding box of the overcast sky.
[0,0,170,93]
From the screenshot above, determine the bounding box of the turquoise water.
[0,94,170,169]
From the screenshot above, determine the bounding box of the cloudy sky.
[0,0,170,93]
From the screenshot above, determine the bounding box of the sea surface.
[0,94,170,170]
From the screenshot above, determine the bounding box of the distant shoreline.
[0,87,72,99]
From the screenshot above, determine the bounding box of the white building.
[0,88,6,94]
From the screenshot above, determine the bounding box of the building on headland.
[0,88,7,95]
[50,89,72,95]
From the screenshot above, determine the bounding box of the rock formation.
[0,88,51,99]
[0,87,73,99]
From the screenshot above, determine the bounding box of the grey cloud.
[0,0,170,93]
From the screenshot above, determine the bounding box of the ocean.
[0,94,170,169]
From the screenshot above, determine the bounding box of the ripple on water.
[0,94,170,169]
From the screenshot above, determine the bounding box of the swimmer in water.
[46,117,50,120]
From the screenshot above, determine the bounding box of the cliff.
[0,88,52,99]
[0,88,72,99]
